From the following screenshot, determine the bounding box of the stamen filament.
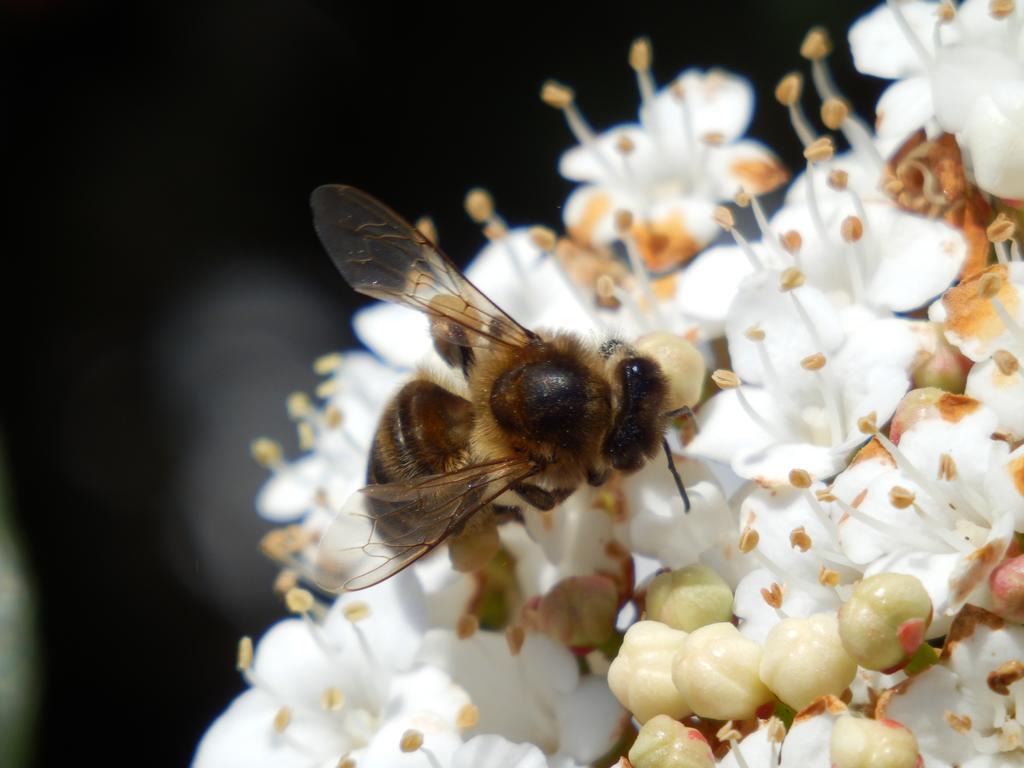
[886,0,933,68]
[620,230,669,328]
[803,161,832,247]
[988,295,1024,348]
[748,192,788,263]
[832,495,950,552]
[788,292,846,443]
[733,383,787,441]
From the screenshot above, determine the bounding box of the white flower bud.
[608,620,691,723]
[759,613,857,710]
[671,623,772,720]
[628,714,715,768]
[838,573,932,672]
[646,565,733,632]
[830,715,920,768]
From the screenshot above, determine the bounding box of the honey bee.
[311,184,696,591]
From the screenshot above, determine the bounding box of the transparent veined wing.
[311,184,537,351]
[314,456,538,591]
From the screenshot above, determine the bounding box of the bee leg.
[512,482,557,511]
[586,467,611,486]
[493,504,524,524]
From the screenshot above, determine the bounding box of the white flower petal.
[962,84,1024,199]
[354,303,432,369]
[553,676,625,765]
[849,1,946,79]
[875,76,934,140]
[966,358,1024,440]
[453,736,551,768]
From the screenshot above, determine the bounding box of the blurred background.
[3,0,882,764]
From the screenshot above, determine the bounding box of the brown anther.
[464,188,494,223]
[702,131,726,146]
[775,72,803,106]
[761,582,784,608]
[596,274,617,302]
[804,136,835,163]
[779,267,806,290]
[889,486,916,509]
[313,352,342,375]
[482,221,507,242]
[766,717,787,743]
[399,729,424,753]
[790,526,812,552]
[251,438,283,468]
[505,625,525,656]
[819,565,840,587]
[944,710,972,733]
[990,0,1015,19]
[840,216,864,243]
[827,169,849,190]
[629,36,653,72]
[789,468,813,488]
[614,209,635,234]
[883,177,905,197]
[540,80,574,109]
[409,219,437,250]
[987,212,1016,242]
[739,526,760,553]
[273,569,299,596]
[800,26,833,60]
[323,405,343,429]
[338,758,356,768]
[821,97,849,130]
[285,587,314,614]
[977,272,1004,298]
[815,488,837,503]
[456,613,479,639]
[286,392,312,419]
[938,1,956,22]
[801,353,827,371]
[857,413,878,435]
[744,324,766,342]
[615,134,636,155]
[456,703,480,729]
[716,721,743,742]
[993,349,1021,376]
[987,659,1024,695]
[528,225,557,252]
[938,453,958,481]
[273,706,293,733]
[780,230,803,253]
[321,687,345,711]
[711,369,741,389]
[713,205,735,229]
[734,189,752,208]
[236,636,253,671]
[342,600,371,622]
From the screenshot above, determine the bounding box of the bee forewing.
[311,184,536,351]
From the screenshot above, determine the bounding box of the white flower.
[417,629,624,767]
[552,50,786,274]
[193,573,453,768]
[688,270,925,483]
[827,391,1024,632]
[877,605,1024,766]
[849,0,1024,198]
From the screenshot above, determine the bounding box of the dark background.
[3,1,881,764]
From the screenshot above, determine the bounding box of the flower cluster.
[196,3,1024,767]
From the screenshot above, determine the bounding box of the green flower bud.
[759,613,857,710]
[830,716,921,768]
[628,714,715,768]
[538,575,618,650]
[646,565,733,632]
[672,623,772,720]
[838,573,932,672]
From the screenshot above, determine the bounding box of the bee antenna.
[662,436,691,513]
